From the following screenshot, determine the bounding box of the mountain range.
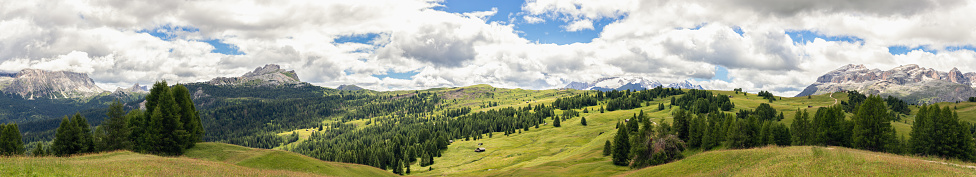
[0,69,106,99]
[797,64,976,103]
[563,76,704,91]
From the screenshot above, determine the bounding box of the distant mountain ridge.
[207,64,302,86]
[564,76,704,91]
[336,84,364,91]
[796,64,976,103]
[0,69,105,99]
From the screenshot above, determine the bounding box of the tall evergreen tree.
[72,113,95,154]
[791,110,812,145]
[612,125,631,166]
[852,95,895,152]
[172,84,204,148]
[603,140,612,156]
[127,109,147,153]
[581,117,587,126]
[52,116,79,156]
[0,124,24,155]
[673,109,690,141]
[101,100,130,151]
[553,115,561,127]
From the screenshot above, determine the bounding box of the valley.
[5,66,976,176]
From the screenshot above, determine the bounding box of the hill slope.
[0,142,396,177]
[622,146,976,176]
[185,142,397,177]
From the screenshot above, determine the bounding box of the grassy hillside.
[185,142,397,177]
[0,142,396,177]
[399,87,976,176]
[621,146,976,176]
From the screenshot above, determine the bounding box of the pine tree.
[612,125,630,166]
[581,117,587,126]
[673,109,690,141]
[791,110,811,145]
[603,140,612,156]
[553,116,561,127]
[127,109,147,153]
[0,124,25,155]
[52,116,79,156]
[852,95,894,152]
[72,113,95,154]
[31,143,45,157]
[172,84,203,148]
[103,100,130,151]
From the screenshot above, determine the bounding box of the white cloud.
[523,16,545,24]
[563,19,594,31]
[1,0,975,96]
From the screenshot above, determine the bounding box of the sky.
[1,0,975,96]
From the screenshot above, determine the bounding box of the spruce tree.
[612,125,630,166]
[103,100,130,151]
[172,84,203,148]
[790,110,811,145]
[0,124,23,156]
[852,95,894,152]
[603,140,612,156]
[31,143,45,157]
[673,109,690,141]
[553,115,561,127]
[9,124,24,155]
[72,113,95,154]
[52,116,79,156]
[581,117,587,126]
[127,109,147,153]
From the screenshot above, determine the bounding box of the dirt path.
[922,160,976,170]
[830,92,838,105]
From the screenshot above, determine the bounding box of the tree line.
[607,90,976,168]
[0,123,24,156]
[37,81,205,156]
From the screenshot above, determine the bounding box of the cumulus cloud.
[563,19,594,31]
[1,0,975,96]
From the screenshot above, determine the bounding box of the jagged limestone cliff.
[797,64,976,103]
[0,69,105,99]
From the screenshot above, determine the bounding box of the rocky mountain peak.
[797,64,976,103]
[0,69,105,99]
[207,64,302,86]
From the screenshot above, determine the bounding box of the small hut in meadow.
[475,147,486,152]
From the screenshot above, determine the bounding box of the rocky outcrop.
[0,69,105,99]
[796,64,976,103]
[337,84,365,91]
[207,64,302,86]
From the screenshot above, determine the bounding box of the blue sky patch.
[946,45,976,53]
[732,26,744,36]
[887,45,938,55]
[692,65,732,83]
[786,30,863,44]
[372,69,420,80]
[138,25,199,41]
[334,33,381,44]
[517,17,621,44]
[201,39,244,55]
[435,0,623,45]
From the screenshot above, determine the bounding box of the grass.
[185,142,397,177]
[0,142,396,177]
[0,151,318,176]
[621,146,976,176]
[402,87,976,176]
